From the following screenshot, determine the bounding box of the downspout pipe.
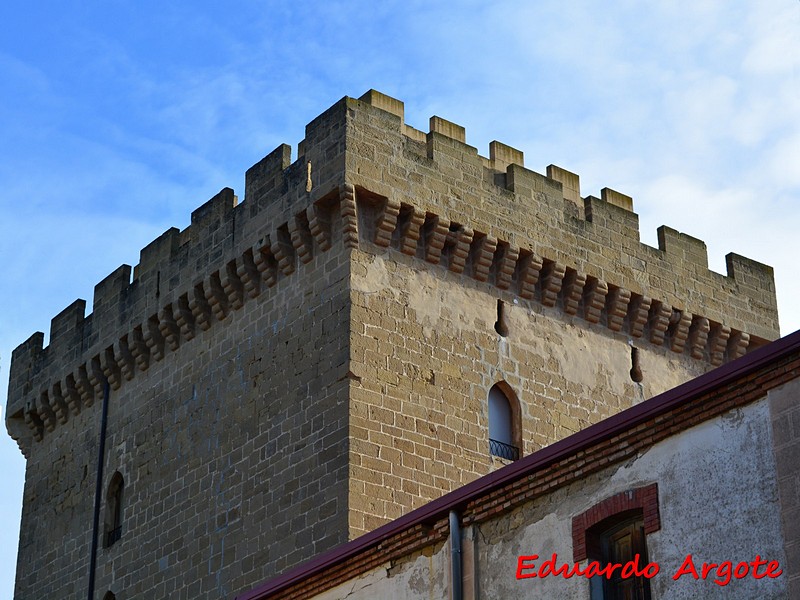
[87,380,110,600]
[449,510,463,600]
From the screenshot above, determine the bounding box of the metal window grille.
[489,438,519,461]
[104,526,122,547]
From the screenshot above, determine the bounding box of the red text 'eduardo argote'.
[516,553,783,587]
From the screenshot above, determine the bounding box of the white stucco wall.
[478,397,786,599]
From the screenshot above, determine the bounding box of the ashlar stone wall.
[5,90,780,599]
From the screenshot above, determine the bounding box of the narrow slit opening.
[494,299,509,337]
[630,346,643,382]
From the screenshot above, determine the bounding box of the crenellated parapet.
[5,90,780,455]
[5,95,359,456]
[353,186,766,361]
[348,90,778,339]
[6,182,356,455]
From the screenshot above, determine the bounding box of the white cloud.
[743,2,800,75]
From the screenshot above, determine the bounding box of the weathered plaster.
[313,548,448,600]
[477,398,786,599]
[768,376,800,598]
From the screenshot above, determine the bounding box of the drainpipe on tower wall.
[87,380,110,600]
[449,510,463,600]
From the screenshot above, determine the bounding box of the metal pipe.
[449,510,463,600]
[87,380,110,600]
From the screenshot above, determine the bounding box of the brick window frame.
[572,483,660,562]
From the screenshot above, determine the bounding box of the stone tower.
[5,90,779,599]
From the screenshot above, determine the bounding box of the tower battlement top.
[6,90,779,455]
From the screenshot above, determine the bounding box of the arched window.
[488,382,520,460]
[103,471,124,548]
[572,484,660,600]
[102,592,116,600]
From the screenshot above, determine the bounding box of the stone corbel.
[708,324,731,366]
[64,373,82,416]
[206,273,229,321]
[471,235,497,282]
[253,241,278,289]
[175,295,196,341]
[447,226,473,274]
[399,206,425,256]
[341,184,359,249]
[728,330,750,360]
[583,278,608,324]
[688,316,710,359]
[289,213,315,264]
[307,203,332,252]
[540,261,566,307]
[648,302,672,346]
[562,270,587,316]
[159,304,182,350]
[607,287,631,332]
[144,314,167,360]
[374,197,401,248]
[75,364,95,408]
[424,215,449,265]
[116,334,137,381]
[495,244,519,290]
[50,384,69,425]
[271,232,296,277]
[518,251,543,300]
[101,346,122,390]
[628,295,652,338]
[237,250,261,300]
[668,310,693,354]
[221,261,245,310]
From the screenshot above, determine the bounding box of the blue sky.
[1,1,799,596]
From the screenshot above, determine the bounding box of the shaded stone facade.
[6,91,780,598]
